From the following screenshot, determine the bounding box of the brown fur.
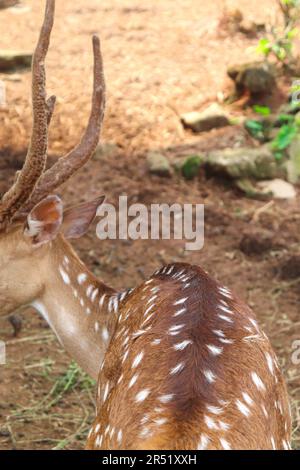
[86,263,291,450]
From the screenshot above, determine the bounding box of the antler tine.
[20,35,106,213]
[0,0,55,230]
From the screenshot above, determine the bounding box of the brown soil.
[0,0,299,450]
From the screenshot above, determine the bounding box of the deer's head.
[0,0,106,315]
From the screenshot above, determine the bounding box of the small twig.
[251,200,275,223]
[6,333,54,345]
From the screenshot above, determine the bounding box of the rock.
[181,155,203,180]
[1,73,22,82]
[239,229,274,256]
[0,50,32,72]
[227,61,276,96]
[226,8,243,24]
[0,0,19,9]
[93,142,120,161]
[235,178,270,199]
[279,255,300,280]
[256,179,296,199]
[8,313,22,337]
[219,8,243,34]
[244,117,275,142]
[146,151,172,177]
[206,145,284,180]
[238,19,258,36]
[286,135,300,183]
[181,103,231,133]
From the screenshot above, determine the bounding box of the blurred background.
[0,0,299,450]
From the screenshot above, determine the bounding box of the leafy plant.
[256,0,300,66]
[244,119,265,140]
[245,92,300,158]
[271,122,298,159]
[181,155,202,180]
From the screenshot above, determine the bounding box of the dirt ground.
[0,0,299,450]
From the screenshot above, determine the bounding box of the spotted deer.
[0,0,292,451]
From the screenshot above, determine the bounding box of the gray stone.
[0,50,32,72]
[0,0,19,9]
[256,179,296,199]
[205,145,284,180]
[181,103,230,133]
[228,61,276,95]
[286,135,300,183]
[146,151,172,177]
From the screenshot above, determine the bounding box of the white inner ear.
[24,216,45,237]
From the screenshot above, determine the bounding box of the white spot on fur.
[198,434,209,450]
[173,340,192,351]
[168,324,185,334]
[219,337,234,344]
[242,392,254,406]
[204,370,216,383]
[206,405,223,415]
[236,399,251,417]
[59,266,70,285]
[204,415,218,430]
[132,351,144,368]
[117,430,123,444]
[170,362,185,375]
[207,344,223,356]
[271,436,276,450]
[91,288,99,302]
[159,394,174,403]
[151,338,161,345]
[95,434,103,448]
[218,420,230,431]
[174,297,188,306]
[213,329,225,337]
[218,314,233,323]
[99,294,106,308]
[77,273,87,285]
[220,438,231,450]
[102,326,109,342]
[135,389,150,402]
[86,285,94,298]
[251,372,266,392]
[173,308,186,317]
[103,382,109,402]
[129,374,139,388]
[265,352,274,375]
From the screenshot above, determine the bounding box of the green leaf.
[272,124,298,150]
[272,44,287,61]
[287,27,299,39]
[253,105,271,116]
[256,38,271,56]
[278,113,294,124]
[181,155,202,180]
[244,119,265,139]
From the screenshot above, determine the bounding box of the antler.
[19,34,106,215]
[0,0,106,228]
[0,0,55,231]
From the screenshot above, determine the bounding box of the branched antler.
[0,0,106,228]
[0,0,55,230]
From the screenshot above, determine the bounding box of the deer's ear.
[24,195,64,246]
[62,196,105,240]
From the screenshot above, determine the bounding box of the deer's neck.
[31,238,118,379]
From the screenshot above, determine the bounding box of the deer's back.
[87,263,291,450]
